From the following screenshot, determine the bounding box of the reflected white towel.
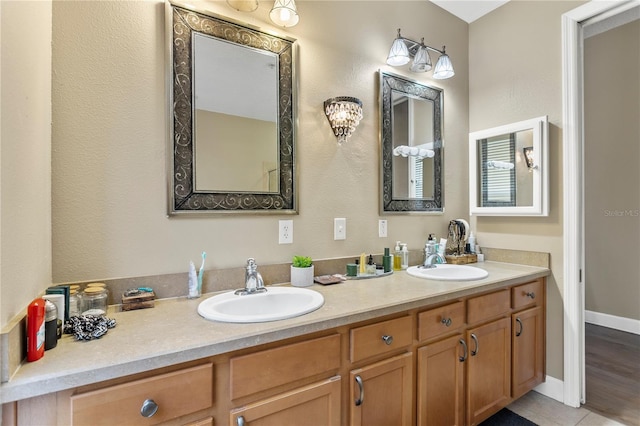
[487,160,514,169]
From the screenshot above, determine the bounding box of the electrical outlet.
[378,219,388,238]
[334,218,346,240]
[279,220,293,244]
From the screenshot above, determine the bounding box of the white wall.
[0,1,52,327]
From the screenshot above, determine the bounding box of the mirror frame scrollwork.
[167,2,297,214]
[379,71,444,213]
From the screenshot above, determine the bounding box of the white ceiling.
[429,0,510,23]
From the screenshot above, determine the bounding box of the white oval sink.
[197,286,324,323]
[406,264,489,281]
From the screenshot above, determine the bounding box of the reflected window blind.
[414,158,423,198]
[481,134,516,207]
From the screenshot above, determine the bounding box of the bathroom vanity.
[1,261,548,426]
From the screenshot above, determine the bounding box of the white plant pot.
[290,265,314,287]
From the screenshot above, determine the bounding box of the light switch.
[334,218,346,240]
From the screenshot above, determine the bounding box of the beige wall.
[50,0,468,288]
[469,0,585,381]
[0,1,52,327]
[195,110,277,192]
[584,20,640,320]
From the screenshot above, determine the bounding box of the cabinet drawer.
[467,289,510,325]
[350,316,412,363]
[71,363,213,426]
[512,279,543,309]
[230,334,340,400]
[418,301,465,341]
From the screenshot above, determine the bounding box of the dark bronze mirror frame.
[379,71,444,213]
[168,3,297,214]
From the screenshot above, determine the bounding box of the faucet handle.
[246,258,257,270]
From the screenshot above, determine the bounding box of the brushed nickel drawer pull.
[140,399,158,418]
[441,317,452,327]
[471,333,479,356]
[516,317,523,337]
[382,335,394,345]
[237,415,246,426]
[355,375,364,406]
[459,339,468,362]
[526,291,536,299]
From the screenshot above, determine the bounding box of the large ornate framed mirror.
[469,115,549,216]
[379,71,444,213]
[167,1,297,214]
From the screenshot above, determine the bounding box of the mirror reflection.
[469,116,549,216]
[477,129,533,207]
[380,72,443,213]
[193,34,279,193]
[168,2,296,214]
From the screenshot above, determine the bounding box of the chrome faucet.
[235,258,267,295]
[422,253,447,269]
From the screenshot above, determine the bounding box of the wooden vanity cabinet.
[511,279,545,399]
[5,277,546,426]
[70,363,214,426]
[229,376,341,426]
[348,316,413,426]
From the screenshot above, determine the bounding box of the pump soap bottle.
[394,242,402,271]
[401,243,409,270]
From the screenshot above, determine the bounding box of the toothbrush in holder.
[197,251,206,294]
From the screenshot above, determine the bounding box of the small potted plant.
[291,255,314,287]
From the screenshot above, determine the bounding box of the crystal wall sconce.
[386,28,455,79]
[324,97,363,144]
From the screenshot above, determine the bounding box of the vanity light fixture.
[225,0,300,28]
[393,145,435,160]
[386,29,455,79]
[226,0,259,12]
[270,0,299,27]
[324,97,363,144]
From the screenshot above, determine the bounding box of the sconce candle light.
[324,97,363,144]
[386,29,455,79]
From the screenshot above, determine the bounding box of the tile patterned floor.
[508,391,628,426]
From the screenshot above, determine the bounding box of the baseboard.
[585,310,640,335]
[534,375,564,404]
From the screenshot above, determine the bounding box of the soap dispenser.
[394,241,402,271]
[400,243,409,270]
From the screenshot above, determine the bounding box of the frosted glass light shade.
[433,54,455,79]
[410,46,432,73]
[270,0,299,27]
[226,0,259,12]
[386,38,410,66]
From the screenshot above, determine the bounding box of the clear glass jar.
[69,289,80,317]
[80,287,108,316]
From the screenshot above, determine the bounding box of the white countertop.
[0,261,549,403]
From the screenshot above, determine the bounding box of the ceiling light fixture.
[386,28,455,79]
[269,0,299,27]
[324,97,363,144]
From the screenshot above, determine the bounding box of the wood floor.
[584,323,640,426]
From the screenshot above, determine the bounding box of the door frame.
[561,0,638,408]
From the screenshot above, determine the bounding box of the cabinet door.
[417,334,465,426]
[466,317,511,426]
[512,306,544,399]
[230,377,341,426]
[349,352,413,426]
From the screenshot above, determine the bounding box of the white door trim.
[561,0,639,408]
